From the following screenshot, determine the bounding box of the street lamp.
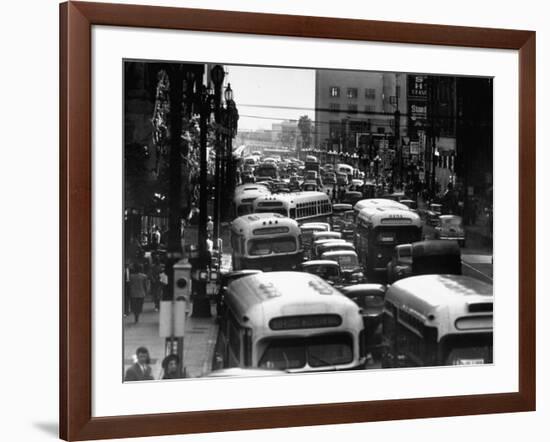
[224,83,234,102]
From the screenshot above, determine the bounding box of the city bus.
[305,155,320,174]
[355,206,422,281]
[353,198,410,216]
[217,271,367,372]
[230,213,303,271]
[252,191,332,224]
[255,162,279,180]
[232,185,271,218]
[381,274,493,368]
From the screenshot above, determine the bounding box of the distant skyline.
[224,65,315,131]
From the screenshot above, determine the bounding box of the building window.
[329,103,340,113]
[330,86,340,97]
[348,104,358,114]
[347,88,358,99]
[365,88,376,99]
[364,105,375,114]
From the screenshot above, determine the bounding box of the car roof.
[411,240,460,257]
[301,260,340,267]
[322,249,357,257]
[340,284,386,295]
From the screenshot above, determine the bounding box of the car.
[411,239,462,276]
[339,284,387,357]
[336,172,348,186]
[324,172,336,185]
[386,243,413,283]
[301,180,319,191]
[298,260,343,286]
[331,202,353,232]
[425,203,443,226]
[300,223,331,258]
[312,231,342,243]
[312,238,347,258]
[435,215,466,247]
[399,198,417,211]
[342,191,363,206]
[320,250,365,285]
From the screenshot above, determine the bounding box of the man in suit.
[124,346,154,381]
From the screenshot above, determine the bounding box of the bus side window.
[230,233,240,253]
[228,314,241,367]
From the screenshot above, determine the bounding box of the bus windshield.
[248,237,297,255]
[440,333,493,365]
[254,207,289,216]
[237,205,253,216]
[259,334,353,369]
[374,226,420,245]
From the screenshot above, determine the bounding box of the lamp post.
[223,84,239,217]
[192,83,216,318]
[210,65,225,249]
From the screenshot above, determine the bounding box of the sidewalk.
[124,300,219,380]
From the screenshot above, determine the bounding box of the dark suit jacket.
[124,363,153,381]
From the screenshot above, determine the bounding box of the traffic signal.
[173,260,192,301]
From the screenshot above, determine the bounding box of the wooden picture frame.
[60,1,536,440]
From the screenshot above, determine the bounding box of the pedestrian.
[124,260,131,317]
[124,346,154,381]
[206,216,214,237]
[151,225,161,249]
[161,354,182,380]
[159,263,168,301]
[129,263,149,323]
[150,258,162,312]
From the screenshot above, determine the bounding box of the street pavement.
[124,300,218,380]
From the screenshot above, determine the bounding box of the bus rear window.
[248,237,297,256]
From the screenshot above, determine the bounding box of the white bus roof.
[354,198,409,212]
[231,213,300,235]
[386,275,493,337]
[233,188,270,204]
[253,191,330,207]
[234,184,270,195]
[357,206,421,227]
[225,272,361,329]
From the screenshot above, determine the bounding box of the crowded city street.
[124,62,494,381]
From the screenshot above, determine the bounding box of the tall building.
[314,70,407,162]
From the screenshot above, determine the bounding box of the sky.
[224,65,316,131]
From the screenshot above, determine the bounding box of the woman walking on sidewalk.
[129,263,149,323]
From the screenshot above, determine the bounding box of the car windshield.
[259,334,353,369]
[248,237,297,256]
[305,265,339,279]
[332,254,358,269]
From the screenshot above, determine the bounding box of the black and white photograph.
[124,60,494,381]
